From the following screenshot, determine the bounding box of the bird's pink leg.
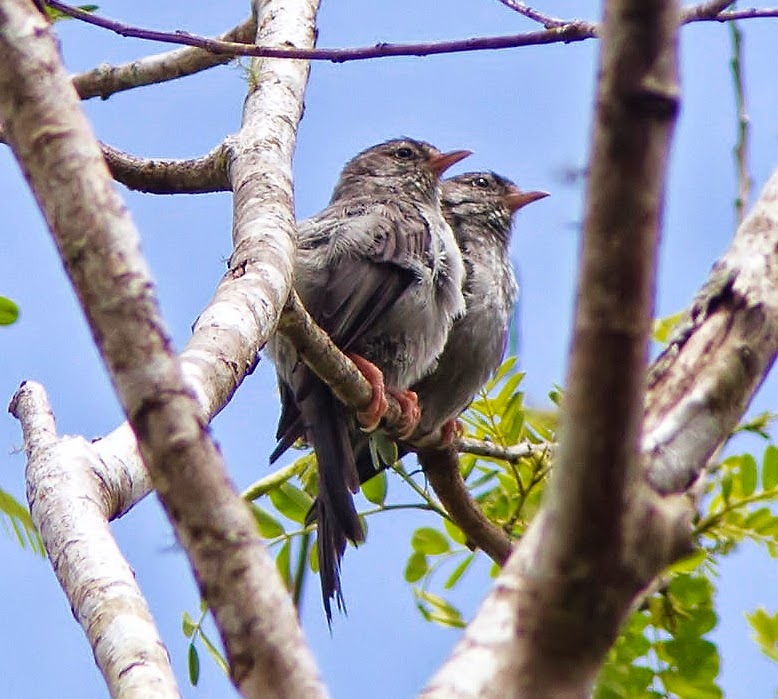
[439,418,464,447]
[386,388,421,440]
[348,353,389,431]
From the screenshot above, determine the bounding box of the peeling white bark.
[10,382,180,699]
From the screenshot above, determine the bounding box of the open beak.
[505,187,550,213]
[428,149,472,177]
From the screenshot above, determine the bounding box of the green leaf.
[309,541,319,573]
[415,589,465,628]
[0,296,19,325]
[44,4,99,22]
[362,469,388,505]
[746,607,778,662]
[181,612,197,638]
[188,643,200,685]
[740,453,758,497]
[404,551,428,583]
[252,505,285,538]
[411,527,450,555]
[763,445,778,491]
[444,553,475,589]
[268,482,313,524]
[489,356,518,386]
[276,540,291,588]
[652,311,685,344]
[443,518,467,545]
[0,487,44,555]
[374,431,399,467]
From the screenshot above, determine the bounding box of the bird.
[267,138,470,621]
[355,171,549,483]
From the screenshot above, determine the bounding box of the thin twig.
[493,0,569,28]
[681,0,736,20]
[42,0,778,72]
[46,0,598,60]
[455,436,552,464]
[728,17,752,224]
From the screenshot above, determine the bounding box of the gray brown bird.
[268,138,470,621]
[355,172,548,483]
[410,172,548,442]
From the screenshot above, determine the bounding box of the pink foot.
[387,388,421,440]
[439,418,464,447]
[348,353,389,431]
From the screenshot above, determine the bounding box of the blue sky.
[1,1,777,696]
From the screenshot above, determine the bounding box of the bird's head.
[331,138,471,203]
[442,172,549,243]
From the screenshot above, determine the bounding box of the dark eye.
[395,146,415,160]
[473,176,490,189]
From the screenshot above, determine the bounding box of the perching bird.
[268,138,470,621]
[410,172,549,442]
[355,171,548,482]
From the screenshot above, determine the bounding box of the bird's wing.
[271,199,431,463]
[298,197,431,349]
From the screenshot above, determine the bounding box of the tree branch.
[8,382,180,699]
[422,1,686,695]
[493,0,569,28]
[1,0,326,697]
[681,0,736,20]
[418,447,513,564]
[41,0,778,72]
[47,0,599,59]
[102,141,230,193]
[72,15,256,100]
[644,169,778,493]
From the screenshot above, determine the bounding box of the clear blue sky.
[1,1,776,696]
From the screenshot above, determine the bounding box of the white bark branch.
[645,169,778,492]
[1,0,325,696]
[9,382,180,699]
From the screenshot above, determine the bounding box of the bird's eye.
[473,176,490,189]
[395,146,415,160]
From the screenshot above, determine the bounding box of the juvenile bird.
[410,172,549,443]
[268,138,470,621]
[355,172,548,482]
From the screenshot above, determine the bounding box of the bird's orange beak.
[428,149,472,177]
[505,187,550,213]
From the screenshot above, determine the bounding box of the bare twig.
[102,142,230,193]
[493,0,569,28]
[728,19,752,224]
[47,0,598,60]
[455,436,550,463]
[682,0,736,20]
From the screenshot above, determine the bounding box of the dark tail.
[299,380,365,622]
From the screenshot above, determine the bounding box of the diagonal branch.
[1,0,326,697]
[644,169,778,493]
[9,382,180,699]
[422,1,686,695]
